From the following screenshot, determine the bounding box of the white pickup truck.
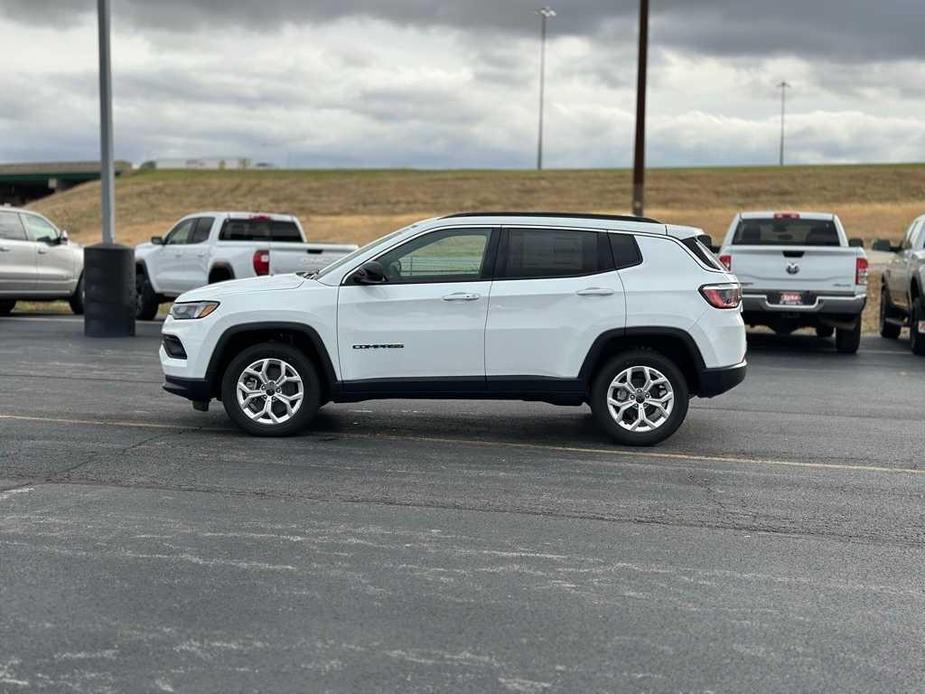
[134,212,357,319]
[717,211,868,353]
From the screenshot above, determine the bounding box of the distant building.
[0,161,132,205]
[142,157,273,171]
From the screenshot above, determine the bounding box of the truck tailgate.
[730,247,859,292]
[269,243,357,275]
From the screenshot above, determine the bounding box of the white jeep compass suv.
[159,213,746,446]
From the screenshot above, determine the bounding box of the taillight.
[253,250,270,276]
[700,283,741,309]
[718,254,732,271]
[855,257,868,285]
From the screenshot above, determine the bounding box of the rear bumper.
[163,376,210,402]
[697,361,747,398]
[742,292,866,315]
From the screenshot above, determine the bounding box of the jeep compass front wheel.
[221,343,320,436]
[591,350,689,446]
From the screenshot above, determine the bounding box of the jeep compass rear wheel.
[591,350,689,446]
[221,343,320,436]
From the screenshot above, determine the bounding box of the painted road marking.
[0,413,921,477]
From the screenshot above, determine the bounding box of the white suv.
[159,213,746,446]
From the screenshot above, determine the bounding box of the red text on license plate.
[779,292,803,305]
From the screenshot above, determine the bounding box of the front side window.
[498,228,606,279]
[375,228,492,283]
[22,214,58,243]
[903,221,923,251]
[190,217,214,244]
[165,219,196,245]
[0,211,26,240]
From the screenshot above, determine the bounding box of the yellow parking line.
[0,413,920,476]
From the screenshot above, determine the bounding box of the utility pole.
[85,0,135,337]
[535,6,556,170]
[632,0,649,217]
[778,80,790,166]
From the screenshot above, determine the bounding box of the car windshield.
[312,223,421,279]
[732,218,840,246]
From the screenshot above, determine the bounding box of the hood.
[177,273,306,302]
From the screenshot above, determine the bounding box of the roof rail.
[441,211,662,224]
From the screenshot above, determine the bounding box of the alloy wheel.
[606,365,675,432]
[236,358,304,425]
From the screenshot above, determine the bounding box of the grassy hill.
[29,164,925,248]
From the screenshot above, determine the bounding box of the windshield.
[732,218,839,246]
[313,223,421,279]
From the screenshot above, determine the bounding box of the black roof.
[441,211,661,224]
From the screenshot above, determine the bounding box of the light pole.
[631,0,649,217]
[84,0,135,337]
[535,6,556,170]
[778,80,790,166]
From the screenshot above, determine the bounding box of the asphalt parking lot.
[2,315,925,692]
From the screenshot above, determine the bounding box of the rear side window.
[680,237,725,271]
[219,218,302,242]
[498,228,609,279]
[609,233,643,270]
[732,218,839,246]
[190,217,213,244]
[0,211,25,240]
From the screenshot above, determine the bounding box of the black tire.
[209,269,233,284]
[879,285,901,339]
[0,299,15,316]
[835,320,862,354]
[910,298,925,356]
[135,268,159,320]
[69,274,85,315]
[590,349,690,446]
[221,343,321,437]
[815,325,834,338]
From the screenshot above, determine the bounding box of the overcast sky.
[1,0,923,168]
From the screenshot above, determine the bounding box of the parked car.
[157,212,746,446]
[0,207,83,316]
[717,211,868,353]
[874,213,925,355]
[133,212,357,320]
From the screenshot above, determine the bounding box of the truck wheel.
[879,286,901,339]
[815,325,834,338]
[135,270,159,320]
[835,320,862,354]
[590,349,689,446]
[221,343,321,437]
[0,300,15,316]
[69,274,85,315]
[910,298,925,356]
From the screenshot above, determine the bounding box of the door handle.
[37,248,49,255]
[0,247,10,252]
[576,287,614,296]
[196,252,207,258]
[442,292,480,301]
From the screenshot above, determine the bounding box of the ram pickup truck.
[0,207,84,316]
[134,212,357,319]
[717,211,868,353]
[874,213,925,355]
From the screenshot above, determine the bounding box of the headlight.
[169,301,220,320]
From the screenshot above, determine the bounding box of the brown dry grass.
[30,164,925,247]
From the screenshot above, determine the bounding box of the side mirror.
[848,238,864,248]
[872,239,898,253]
[151,236,164,245]
[351,260,387,285]
[60,230,69,243]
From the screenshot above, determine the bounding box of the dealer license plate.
[778,292,805,306]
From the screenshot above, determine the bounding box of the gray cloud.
[3,0,923,63]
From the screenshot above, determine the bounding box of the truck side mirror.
[848,238,864,248]
[151,236,164,245]
[351,260,387,285]
[872,239,896,253]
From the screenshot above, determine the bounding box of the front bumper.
[742,292,866,315]
[163,376,210,402]
[697,361,746,398]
